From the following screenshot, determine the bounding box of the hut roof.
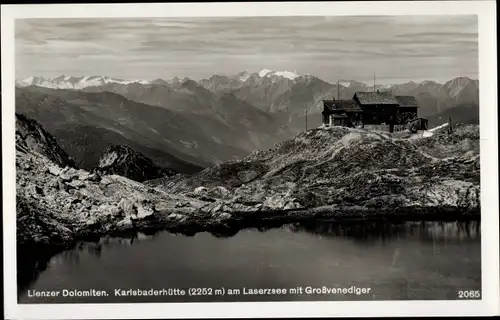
[395,95,420,108]
[354,91,399,105]
[323,99,362,112]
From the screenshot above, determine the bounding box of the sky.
[15,16,478,85]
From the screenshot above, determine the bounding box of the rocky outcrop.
[95,145,175,182]
[152,123,480,213]
[16,113,76,168]
[15,115,262,249]
[16,113,480,252]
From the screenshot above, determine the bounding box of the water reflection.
[286,220,480,244]
[17,231,160,293]
[17,245,57,294]
[17,219,480,300]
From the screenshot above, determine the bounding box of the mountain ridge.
[17,72,479,138]
[15,86,246,170]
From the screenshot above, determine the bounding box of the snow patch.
[258,69,301,80]
[239,72,251,82]
[422,131,434,138]
[429,122,449,133]
[258,69,273,77]
[273,71,300,80]
[422,123,450,138]
[16,75,152,89]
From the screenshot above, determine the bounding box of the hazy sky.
[16,16,478,84]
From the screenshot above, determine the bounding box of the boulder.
[100,176,113,186]
[86,172,102,182]
[86,217,98,226]
[175,201,191,208]
[212,204,223,213]
[60,168,79,182]
[213,212,232,220]
[67,179,84,189]
[194,186,208,195]
[98,203,123,217]
[136,203,155,219]
[284,201,302,210]
[207,186,232,199]
[47,165,62,176]
[118,198,137,217]
[77,172,90,181]
[116,216,133,228]
[167,213,184,220]
[263,192,302,210]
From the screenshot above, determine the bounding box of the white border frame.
[2,1,498,318]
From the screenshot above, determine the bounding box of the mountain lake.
[18,219,481,303]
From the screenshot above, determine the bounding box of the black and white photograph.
[2,1,499,318]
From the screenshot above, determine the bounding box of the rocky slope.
[95,145,176,182]
[17,114,480,257]
[16,113,76,168]
[149,123,480,214]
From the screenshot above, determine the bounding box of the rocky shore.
[16,113,480,256]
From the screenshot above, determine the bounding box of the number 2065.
[458,290,481,299]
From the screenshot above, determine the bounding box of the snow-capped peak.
[16,76,45,87]
[15,75,154,89]
[238,71,251,82]
[258,69,273,77]
[258,69,301,80]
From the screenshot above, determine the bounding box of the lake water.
[18,220,481,303]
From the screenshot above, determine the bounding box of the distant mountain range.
[16,75,152,89]
[16,71,479,118]
[197,70,479,132]
[16,69,479,173]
